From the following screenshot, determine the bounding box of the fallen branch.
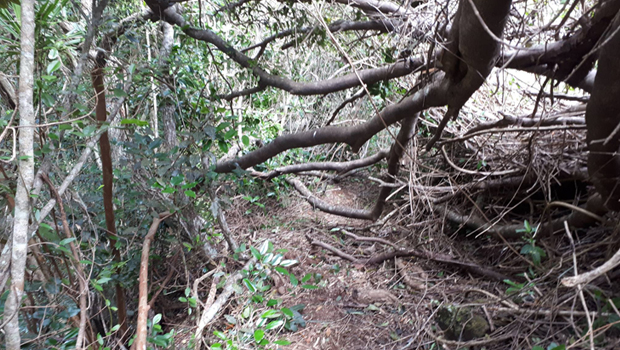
[339,229,399,249]
[562,246,620,287]
[432,194,608,239]
[286,176,378,220]
[308,237,510,282]
[465,104,587,135]
[133,211,173,350]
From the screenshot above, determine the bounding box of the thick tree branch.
[214,79,443,173]
[500,0,620,90]
[158,6,423,96]
[272,114,417,221]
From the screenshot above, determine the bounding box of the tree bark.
[585,13,620,210]
[4,0,35,348]
[92,65,128,339]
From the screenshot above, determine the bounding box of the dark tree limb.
[500,0,620,91]
[157,6,423,96]
[219,82,267,101]
[215,80,444,173]
[585,13,620,210]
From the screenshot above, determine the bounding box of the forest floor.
[175,172,620,350]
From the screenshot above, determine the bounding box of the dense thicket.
[0,0,619,349]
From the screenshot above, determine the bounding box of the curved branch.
[219,83,267,101]
[214,78,445,173]
[286,176,376,219]
[160,6,423,96]
[500,0,620,90]
[275,114,417,221]
[256,149,389,180]
[244,19,399,53]
[326,88,366,126]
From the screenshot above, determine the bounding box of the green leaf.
[113,89,129,98]
[59,237,76,246]
[120,119,149,127]
[46,60,61,74]
[261,310,281,319]
[289,274,298,286]
[171,175,184,186]
[259,240,272,255]
[281,308,294,318]
[213,330,226,340]
[250,246,261,259]
[273,339,292,345]
[253,329,264,342]
[242,135,250,146]
[153,314,162,325]
[184,190,196,198]
[243,278,256,293]
[279,259,297,267]
[265,319,284,330]
[301,284,319,290]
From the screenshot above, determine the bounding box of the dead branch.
[432,194,608,239]
[339,229,399,249]
[133,211,173,350]
[465,104,587,135]
[194,257,258,345]
[308,237,510,282]
[562,246,620,287]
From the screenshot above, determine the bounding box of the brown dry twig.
[308,236,511,282]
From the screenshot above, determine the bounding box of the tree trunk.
[3,0,35,348]
[159,22,177,152]
[585,15,620,210]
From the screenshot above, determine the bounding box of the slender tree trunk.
[3,0,35,348]
[159,22,177,152]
